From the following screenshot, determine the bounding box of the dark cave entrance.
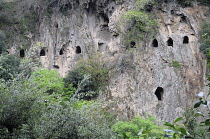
[20,49,25,57]
[155,87,164,101]
[152,39,158,47]
[76,46,81,54]
[183,36,189,44]
[59,48,64,55]
[130,41,136,48]
[40,49,46,56]
[167,37,173,47]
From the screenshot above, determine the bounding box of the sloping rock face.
[8,0,208,121]
[37,0,120,76]
[107,2,208,121]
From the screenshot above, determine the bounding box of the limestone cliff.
[3,0,209,121]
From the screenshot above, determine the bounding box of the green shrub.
[64,53,109,100]
[30,68,64,94]
[164,92,210,139]
[0,77,44,136]
[112,115,164,138]
[0,54,20,81]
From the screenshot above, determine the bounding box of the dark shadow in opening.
[20,49,25,57]
[53,65,59,69]
[59,48,64,55]
[55,23,58,28]
[130,41,136,48]
[152,39,158,47]
[155,87,164,101]
[181,15,187,23]
[40,49,46,56]
[183,36,189,44]
[76,46,81,54]
[167,37,173,46]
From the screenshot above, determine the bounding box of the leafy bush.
[0,77,43,137]
[64,53,109,100]
[30,68,64,94]
[0,54,20,81]
[164,92,210,139]
[112,115,164,138]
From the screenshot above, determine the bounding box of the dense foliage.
[64,53,109,100]
[0,55,115,138]
[0,54,20,81]
[113,115,164,138]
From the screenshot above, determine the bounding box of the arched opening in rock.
[130,41,136,48]
[183,36,189,44]
[155,87,164,101]
[40,49,46,56]
[76,46,81,54]
[59,48,64,55]
[20,49,25,57]
[167,37,173,46]
[152,39,158,47]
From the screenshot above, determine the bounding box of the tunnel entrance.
[59,48,64,55]
[20,49,25,57]
[167,37,173,47]
[152,39,158,47]
[155,87,164,101]
[130,41,136,48]
[40,49,46,56]
[183,36,189,44]
[76,46,81,54]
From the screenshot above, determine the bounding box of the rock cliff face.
[8,0,209,121]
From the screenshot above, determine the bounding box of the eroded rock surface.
[8,0,209,121]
